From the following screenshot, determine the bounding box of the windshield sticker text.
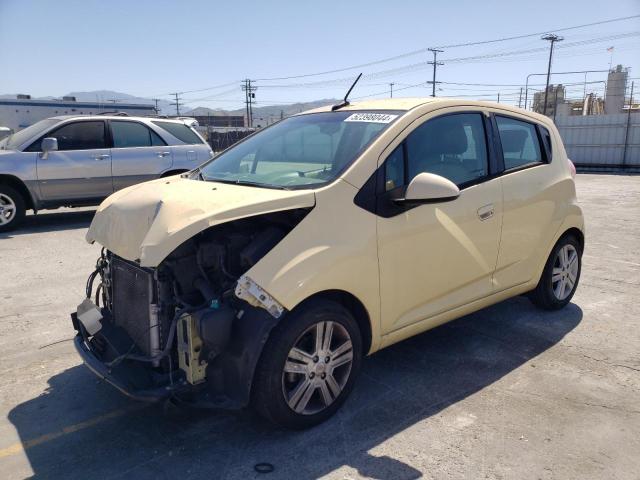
[344,113,398,124]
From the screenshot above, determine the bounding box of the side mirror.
[40,137,58,158]
[395,172,460,204]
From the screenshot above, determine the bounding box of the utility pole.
[518,87,523,108]
[541,34,564,116]
[497,92,500,103]
[152,98,160,115]
[389,82,394,98]
[170,92,182,116]
[249,79,254,128]
[622,81,634,168]
[242,80,249,127]
[241,79,257,128]
[427,48,444,97]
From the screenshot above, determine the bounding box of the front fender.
[245,180,382,353]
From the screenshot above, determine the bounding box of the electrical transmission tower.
[427,48,444,97]
[170,92,183,116]
[242,79,257,128]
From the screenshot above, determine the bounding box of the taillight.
[568,159,576,178]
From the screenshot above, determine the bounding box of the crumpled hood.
[86,176,316,267]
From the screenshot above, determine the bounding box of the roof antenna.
[331,73,363,111]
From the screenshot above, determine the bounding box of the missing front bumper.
[73,334,186,402]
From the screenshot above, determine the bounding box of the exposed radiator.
[110,256,160,357]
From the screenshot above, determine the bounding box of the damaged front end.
[72,209,308,407]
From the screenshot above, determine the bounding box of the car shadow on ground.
[0,210,95,238]
[7,297,582,480]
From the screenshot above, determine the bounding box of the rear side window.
[111,121,166,148]
[45,121,107,151]
[405,113,488,187]
[495,116,543,169]
[540,126,553,160]
[152,121,203,144]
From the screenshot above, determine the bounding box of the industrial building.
[0,95,156,131]
[532,84,566,117]
[604,65,629,115]
[538,65,635,118]
[192,115,245,128]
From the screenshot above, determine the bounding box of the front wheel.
[529,234,582,310]
[0,185,26,232]
[251,299,362,429]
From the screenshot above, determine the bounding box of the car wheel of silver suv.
[0,185,26,232]
[252,299,362,429]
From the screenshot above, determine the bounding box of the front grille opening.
[110,257,158,356]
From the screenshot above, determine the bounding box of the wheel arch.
[292,289,373,355]
[0,174,35,210]
[531,213,585,289]
[561,227,584,253]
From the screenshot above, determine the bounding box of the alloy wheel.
[552,244,579,301]
[0,193,16,226]
[282,321,354,415]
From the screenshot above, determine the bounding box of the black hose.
[106,295,209,366]
[85,269,99,299]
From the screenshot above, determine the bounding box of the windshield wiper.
[184,167,205,181]
[207,178,291,190]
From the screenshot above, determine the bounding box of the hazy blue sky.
[1,0,638,110]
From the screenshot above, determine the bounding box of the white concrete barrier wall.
[554,113,639,167]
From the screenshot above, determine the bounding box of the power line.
[434,15,639,48]
[253,15,639,82]
[250,31,638,92]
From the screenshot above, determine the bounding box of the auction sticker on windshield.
[344,113,399,123]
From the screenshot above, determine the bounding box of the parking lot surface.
[0,174,638,480]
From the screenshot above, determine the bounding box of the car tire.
[529,234,582,310]
[251,299,362,429]
[0,184,26,232]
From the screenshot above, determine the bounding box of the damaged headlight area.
[71,208,309,407]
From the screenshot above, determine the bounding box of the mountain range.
[1,90,339,119]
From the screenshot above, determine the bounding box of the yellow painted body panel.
[245,179,383,352]
[377,178,503,334]
[86,176,315,266]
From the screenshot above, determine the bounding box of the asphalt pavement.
[0,174,638,479]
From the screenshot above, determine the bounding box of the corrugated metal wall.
[554,113,639,169]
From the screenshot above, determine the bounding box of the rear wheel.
[529,235,582,310]
[252,299,362,429]
[0,185,26,232]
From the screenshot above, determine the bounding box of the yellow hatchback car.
[73,98,584,429]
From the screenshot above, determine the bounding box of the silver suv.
[0,115,213,231]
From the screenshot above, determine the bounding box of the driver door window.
[405,113,488,187]
[47,121,107,150]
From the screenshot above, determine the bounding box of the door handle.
[156,151,171,158]
[477,204,494,221]
[91,154,110,161]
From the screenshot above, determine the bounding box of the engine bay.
[76,208,310,403]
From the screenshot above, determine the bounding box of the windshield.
[199,111,402,189]
[0,118,62,150]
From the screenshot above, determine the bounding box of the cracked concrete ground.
[0,174,638,480]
